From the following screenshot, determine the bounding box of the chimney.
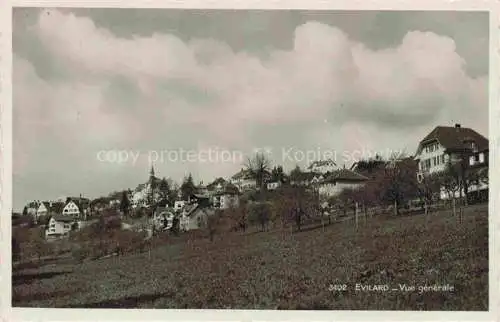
[455,123,461,128]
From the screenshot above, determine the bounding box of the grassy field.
[12,203,488,310]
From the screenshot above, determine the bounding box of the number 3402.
[328,284,348,291]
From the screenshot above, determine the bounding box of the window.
[475,154,480,162]
[441,155,445,163]
[423,159,431,170]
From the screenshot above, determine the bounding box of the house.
[25,201,39,217]
[90,197,109,213]
[318,168,369,197]
[131,166,162,209]
[196,182,209,196]
[212,183,240,209]
[290,171,317,186]
[66,196,91,218]
[152,207,175,231]
[414,124,489,200]
[62,200,81,217]
[207,177,227,192]
[230,169,257,191]
[180,203,216,231]
[174,200,186,211]
[350,156,387,178]
[33,200,65,222]
[191,194,212,207]
[45,215,77,238]
[307,159,338,174]
[266,181,282,191]
[36,202,49,219]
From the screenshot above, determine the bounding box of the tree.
[22,206,28,216]
[170,215,180,236]
[275,185,316,232]
[29,228,51,263]
[271,165,287,183]
[453,149,474,205]
[247,202,271,232]
[120,190,131,217]
[180,174,196,201]
[289,165,303,184]
[158,177,171,205]
[438,161,462,218]
[381,154,419,215]
[168,182,180,206]
[417,172,441,214]
[245,152,272,191]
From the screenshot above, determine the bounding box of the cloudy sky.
[13,8,489,211]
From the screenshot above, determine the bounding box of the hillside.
[12,204,488,310]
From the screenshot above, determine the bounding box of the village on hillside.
[13,123,489,242]
[10,7,492,311]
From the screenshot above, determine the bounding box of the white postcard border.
[1,1,498,321]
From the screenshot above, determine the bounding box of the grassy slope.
[12,204,488,310]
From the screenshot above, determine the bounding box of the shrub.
[247,201,272,230]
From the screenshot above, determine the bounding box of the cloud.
[13,9,488,209]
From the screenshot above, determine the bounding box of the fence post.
[363,203,367,224]
[355,202,359,231]
[452,197,456,218]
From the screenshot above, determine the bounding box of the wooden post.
[363,203,367,224]
[355,202,359,231]
[452,197,456,218]
[394,200,397,216]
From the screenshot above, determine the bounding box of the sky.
[12,8,489,211]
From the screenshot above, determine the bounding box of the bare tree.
[245,152,272,191]
[418,173,440,215]
[438,161,462,220]
[382,152,419,216]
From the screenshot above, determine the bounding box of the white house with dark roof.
[180,203,216,231]
[36,202,49,218]
[212,183,240,209]
[414,124,489,200]
[317,168,369,197]
[152,207,175,231]
[266,181,282,190]
[62,200,81,217]
[307,159,338,174]
[230,169,257,191]
[45,215,77,238]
